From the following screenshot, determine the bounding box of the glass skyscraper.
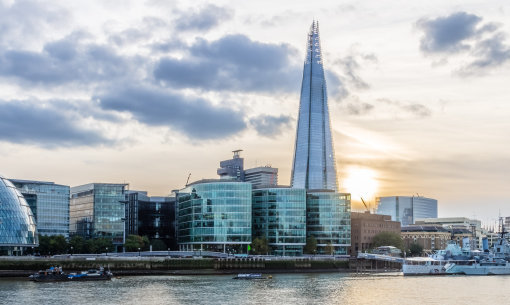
[291,21,338,191]
[11,179,70,237]
[376,196,438,226]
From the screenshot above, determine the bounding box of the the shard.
[291,21,338,191]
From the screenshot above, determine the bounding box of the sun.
[342,167,379,203]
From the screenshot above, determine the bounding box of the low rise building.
[414,217,482,249]
[401,225,451,253]
[350,212,401,256]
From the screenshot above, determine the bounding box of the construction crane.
[185,173,191,186]
[360,197,370,213]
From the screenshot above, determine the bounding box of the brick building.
[350,212,401,256]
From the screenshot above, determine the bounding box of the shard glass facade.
[291,21,338,191]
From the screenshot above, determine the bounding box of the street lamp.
[168,248,170,257]
[138,247,141,257]
[70,246,73,256]
[106,247,108,257]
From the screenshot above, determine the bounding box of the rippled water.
[1,273,509,305]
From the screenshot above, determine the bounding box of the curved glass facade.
[0,175,38,249]
[291,21,338,191]
[177,181,252,253]
[306,191,350,255]
[252,188,306,256]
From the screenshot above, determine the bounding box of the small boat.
[30,266,113,282]
[232,273,270,280]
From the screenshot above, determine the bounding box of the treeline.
[27,235,169,255]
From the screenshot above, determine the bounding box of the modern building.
[217,150,245,181]
[350,212,401,256]
[401,225,451,253]
[252,187,306,256]
[70,183,127,251]
[0,175,38,255]
[11,179,70,237]
[291,21,338,191]
[125,191,177,250]
[244,166,278,188]
[306,190,351,254]
[176,180,252,254]
[376,196,438,226]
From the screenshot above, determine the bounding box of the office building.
[244,166,278,188]
[291,21,338,191]
[0,175,38,255]
[350,212,401,256]
[252,187,306,256]
[70,183,127,251]
[306,191,351,254]
[125,191,177,250]
[376,196,438,226]
[11,179,70,237]
[217,150,244,181]
[176,179,252,253]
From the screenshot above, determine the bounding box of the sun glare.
[342,167,379,204]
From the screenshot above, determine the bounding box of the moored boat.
[232,273,270,280]
[29,266,112,282]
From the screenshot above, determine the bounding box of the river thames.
[1,273,509,305]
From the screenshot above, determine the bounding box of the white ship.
[403,240,472,276]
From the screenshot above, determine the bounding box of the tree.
[409,242,423,257]
[324,243,335,255]
[251,237,270,255]
[304,236,318,254]
[371,232,404,251]
[69,236,85,254]
[36,235,68,255]
[125,235,146,252]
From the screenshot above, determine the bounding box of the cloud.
[377,98,432,117]
[249,114,293,137]
[0,32,136,85]
[154,34,300,93]
[417,12,510,74]
[345,101,375,115]
[174,4,233,32]
[97,85,247,140]
[417,12,484,53]
[0,99,113,148]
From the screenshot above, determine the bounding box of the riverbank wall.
[0,257,350,277]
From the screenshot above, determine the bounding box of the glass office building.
[0,175,38,255]
[252,187,306,256]
[70,183,127,251]
[306,191,351,255]
[291,21,338,191]
[176,180,252,253]
[125,191,177,250]
[376,196,438,226]
[11,179,70,237]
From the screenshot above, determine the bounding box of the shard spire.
[291,21,338,191]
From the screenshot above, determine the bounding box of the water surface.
[1,273,508,305]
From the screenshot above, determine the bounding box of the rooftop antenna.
[232,149,243,159]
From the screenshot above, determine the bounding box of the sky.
[0,0,509,223]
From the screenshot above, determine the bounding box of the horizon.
[1,0,509,223]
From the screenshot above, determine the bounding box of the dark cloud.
[175,4,233,32]
[325,70,348,101]
[377,98,432,117]
[0,99,113,148]
[97,85,246,140]
[249,115,292,138]
[417,12,510,74]
[417,12,483,53]
[154,34,300,93]
[0,32,135,85]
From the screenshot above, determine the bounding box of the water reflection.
[1,273,510,305]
